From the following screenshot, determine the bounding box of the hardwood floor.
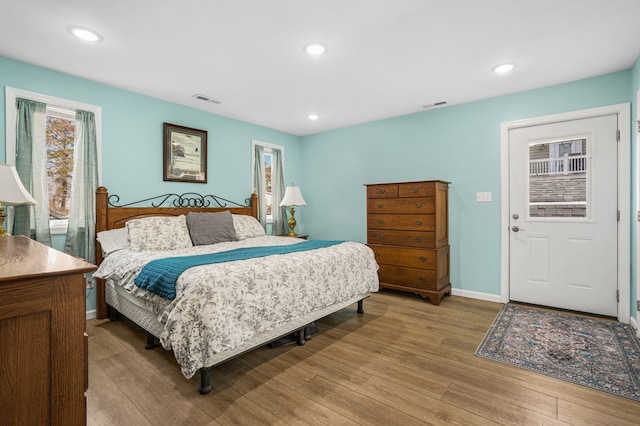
[86,291,640,425]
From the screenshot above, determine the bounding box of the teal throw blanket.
[134,240,343,300]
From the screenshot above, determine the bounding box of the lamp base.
[0,205,9,236]
[287,206,297,237]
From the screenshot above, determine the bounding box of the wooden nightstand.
[285,234,308,240]
[0,236,96,425]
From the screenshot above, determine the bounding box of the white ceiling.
[2,1,640,136]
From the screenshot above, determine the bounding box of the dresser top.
[0,235,96,283]
[364,180,450,186]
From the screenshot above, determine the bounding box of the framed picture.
[163,123,207,183]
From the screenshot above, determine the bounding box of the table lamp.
[0,164,37,236]
[279,184,307,237]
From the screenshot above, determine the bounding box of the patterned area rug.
[475,303,640,401]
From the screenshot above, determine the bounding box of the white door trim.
[500,103,630,323]
[636,91,640,336]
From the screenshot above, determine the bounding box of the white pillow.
[126,215,193,252]
[232,214,266,240]
[97,228,130,255]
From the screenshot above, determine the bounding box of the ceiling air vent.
[192,94,221,104]
[422,101,447,109]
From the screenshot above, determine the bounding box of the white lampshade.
[279,185,307,207]
[0,164,37,206]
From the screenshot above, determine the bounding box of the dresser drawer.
[366,184,398,198]
[0,279,52,320]
[368,214,435,231]
[369,245,435,269]
[367,229,434,248]
[378,265,437,291]
[398,182,436,198]
[367,197,435,214]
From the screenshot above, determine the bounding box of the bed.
[93,186,379,394]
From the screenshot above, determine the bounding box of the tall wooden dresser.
[366,180,451,305]
[0,236,96,425]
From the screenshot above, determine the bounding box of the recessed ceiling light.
[68,26,102,42]
[307,114,320,121]
[304,43,327,56]
[493,63,516,74]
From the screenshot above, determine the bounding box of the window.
[264,149,273,217]
[5,87,102,235]
[251,140,286,235]
[528,138,588,218]
[252,140,284,222]
[46,106,76,232]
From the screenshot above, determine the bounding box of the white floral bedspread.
[94,236,379,378]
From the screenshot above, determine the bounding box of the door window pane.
[529,138,587,218]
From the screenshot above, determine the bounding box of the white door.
[509,114,618,316]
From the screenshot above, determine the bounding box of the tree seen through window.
[265,152,272,215]
[46,114,75,220]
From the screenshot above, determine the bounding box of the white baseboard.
[451,288,502,303]
[86,309,97,320]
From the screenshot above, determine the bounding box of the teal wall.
[2,54,638,313]
[0,56,303,312]
[302,71,632,298]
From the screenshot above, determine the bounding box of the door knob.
[512,225,525,232]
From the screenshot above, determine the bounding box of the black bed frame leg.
[145,331,159,350]
[304,324,312,341]
[296,328,306,346]
[199,368,212,395]
[357,299,364,314]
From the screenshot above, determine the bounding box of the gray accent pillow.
[186,211,238,246]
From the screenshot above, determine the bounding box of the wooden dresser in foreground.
[0,236,96,425]
[366,180,451,305]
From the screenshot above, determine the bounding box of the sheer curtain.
[64,110,98,263]
[253,144,286,235]
[13,97,51,245]
[270,148,286,236]
[253,144,266,226]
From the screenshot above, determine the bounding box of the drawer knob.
[376,189,385,194]
[377,203,384,209]
[412,187,419,193]
[377,219,384,224]
[415,237,423,242]
[418,256,426,262]
[376,234,384,240]
[415,202,422,208]
[415,220,423,225]
[418,276,426,283]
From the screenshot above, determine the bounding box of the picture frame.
[163,122,207,183]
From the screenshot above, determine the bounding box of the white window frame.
[251,139,284,224]
[5,87,103,234]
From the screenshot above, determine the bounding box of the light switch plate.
[476,192,492,202]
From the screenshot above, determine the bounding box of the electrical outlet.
[85,276,95,289]
[476,192,492,202]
